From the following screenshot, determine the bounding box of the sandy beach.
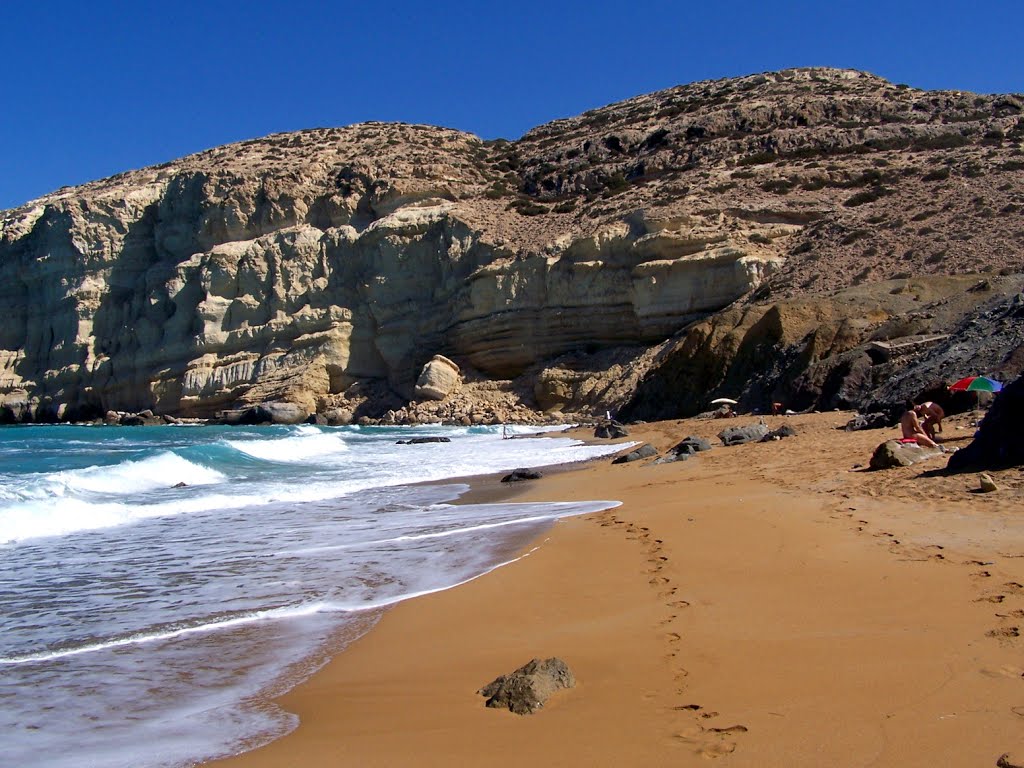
[213,411,1024,767]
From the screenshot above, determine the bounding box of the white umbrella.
[710,397,738,405]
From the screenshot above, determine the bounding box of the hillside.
[1,67,1022,424]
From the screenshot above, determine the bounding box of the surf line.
[0,602,328,666]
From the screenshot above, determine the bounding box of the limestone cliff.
[1,68,1022,422]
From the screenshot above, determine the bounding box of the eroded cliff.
[1,68,1022,422]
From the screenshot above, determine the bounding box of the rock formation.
[2,68,1023,423]
[413,355,461,401]
[478,657,575,714]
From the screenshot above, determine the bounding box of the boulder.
[217,402,310,425]
[413,355,461,401]
[718,423,770,446]
[653,452,688,464]
[979,473,999,492]
[501,468,543,483]
[595,420,629,439]
[395,436,451,444]
[761,424,797,441]
[869,439,943,470]
[611,443,659,464]
[324,407,355,426]
[947,374,1024,472]
[478,657,575,715]
[844,412,890,431]
[670,436,712,455]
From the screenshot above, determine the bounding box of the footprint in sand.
[986,626,1021,641]
[674,723,748,759]
[980,665,1024,679]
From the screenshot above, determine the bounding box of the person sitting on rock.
[901,402,939,448]
[915,401,944,441]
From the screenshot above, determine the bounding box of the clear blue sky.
[2,0,1021,210]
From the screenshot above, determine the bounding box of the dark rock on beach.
[395,436,452,444]
[718,424,770,446]
[478,657,575,715]
[612,443,659,464]
[595,420,629,439]
[844,412,890,432]
[671,436,713,455]
[946,373,1024,472]
[761,424,797,441]
[501,468,543,483]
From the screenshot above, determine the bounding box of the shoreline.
[212,411,1024,767]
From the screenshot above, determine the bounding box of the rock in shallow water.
[501,468,543,483]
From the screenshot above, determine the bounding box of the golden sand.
[213,411,1024,767]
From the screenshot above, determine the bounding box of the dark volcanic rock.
[653,452,687,464]
[501,468,543,483]
[395,436,452,444]
[947,374,1024,472]
[611,443,659,464]
[718,424,770,446]
[761,424,797,441]
[478,657,575,714]
[670,436,713,455]
[844,412,890,431]
[595,420,629,439]
[217,402,309,425]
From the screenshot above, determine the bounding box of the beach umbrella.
[710,397,738,405]
[948,375,1003,393]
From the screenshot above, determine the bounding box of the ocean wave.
[0,602,330,666]
[226,426,350,463]
[43,452,225,498]
[272,500,618,556]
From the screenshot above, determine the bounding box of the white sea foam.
[226,427,349,462]
[0,602,330,665]
[47,452,225,497]
[0,423,631,768]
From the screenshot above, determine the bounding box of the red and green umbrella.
[948,375,1003,393]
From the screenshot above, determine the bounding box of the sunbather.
[916,401,944,441]
[901,403,939,448]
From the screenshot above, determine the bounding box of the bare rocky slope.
[1,67,1022,424]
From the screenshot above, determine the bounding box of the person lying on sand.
[901,403,939,449]
[916,401,944,441]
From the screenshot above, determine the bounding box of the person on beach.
[901,402,939,448]
[916,401,944,441]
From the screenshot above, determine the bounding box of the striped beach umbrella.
[948,375,1003,393]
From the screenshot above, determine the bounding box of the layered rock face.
[1,68,1022,422]
[0,125,779,420]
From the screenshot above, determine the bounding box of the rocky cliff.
[2,68,1022,423]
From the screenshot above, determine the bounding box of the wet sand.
[213,411,1024,767]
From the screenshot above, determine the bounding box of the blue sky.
[1,0,1021,210]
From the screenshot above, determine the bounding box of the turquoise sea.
[0,423,622,767]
